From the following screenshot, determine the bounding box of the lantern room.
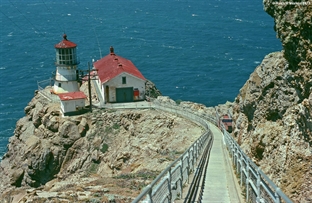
[54,34,79,66]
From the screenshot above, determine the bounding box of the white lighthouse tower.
[53,34,80,94]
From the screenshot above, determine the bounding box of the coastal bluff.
[232,1,312,202]
[0,84,223,202]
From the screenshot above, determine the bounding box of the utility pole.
[78,63,98,113]
[88,62,92,113]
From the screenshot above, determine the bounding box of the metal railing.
[92,79,105,106]
[37,79,60,103]
[128,102,292,203]
[87,99,293,203]
[130,101,214,203]
[216,111,293,203]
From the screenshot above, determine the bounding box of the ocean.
[0,0,281,159]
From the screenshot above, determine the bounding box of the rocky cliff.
[232,1,312,202]
[0,93,205,202]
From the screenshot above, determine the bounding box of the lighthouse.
[53,34,80,94]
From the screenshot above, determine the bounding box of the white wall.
[93,77,105,103]
[61,99,85,114]
[56,66,77,81]
[102,72,145,103]
[53,66,79,93]
[53,81,79,93]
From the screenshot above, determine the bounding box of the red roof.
[58,91,87,101]
[55,34,77,49]
[93,53,146,84]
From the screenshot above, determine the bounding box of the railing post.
[246,161,250,202]
[187,151,191,184]
[256,169,261,202]
[275,188,281,203]
[195,143,198,160]
[147,189,152,203]
[180,158,184,199]
[192,148,195,171]
[168,169,172,202]
[142,185,153,203]
[239,152,243,187]
[231,143,235,163]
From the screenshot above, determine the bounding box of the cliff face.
[0,94,203,202]
[233,1,312,202]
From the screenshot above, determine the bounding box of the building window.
[58,83,62,87]
[122,77,126,84]
[56,48,77,65]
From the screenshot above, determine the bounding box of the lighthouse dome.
[54,34,77,49]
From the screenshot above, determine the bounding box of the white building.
[53,34,80,93]
[58,91,87,116]
[52,34,87,115]
[93,47,146,103]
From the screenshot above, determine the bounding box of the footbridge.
[104,100,293,203]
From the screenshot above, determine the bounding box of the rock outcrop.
[0,93,204,202]
[145,79,162,99]
[232,2,312,202]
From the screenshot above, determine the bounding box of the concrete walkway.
[201,123,244,203]
[101,101,244,202]
[104,101,151,108]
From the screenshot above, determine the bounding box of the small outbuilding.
[58,91,87,116]
[93,47,146,103]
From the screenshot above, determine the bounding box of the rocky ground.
[0,91,207,203]
[233,52,312,202]
[231,2,312,201]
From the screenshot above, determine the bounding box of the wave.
[0,134,12,140]
[161,44,183,50]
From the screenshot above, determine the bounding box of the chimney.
[110,46,115,55]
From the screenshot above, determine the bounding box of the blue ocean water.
[0,0,281,159]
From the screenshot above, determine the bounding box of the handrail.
[184,133,213,203]
[130,101,213,202]
[85,99,293,203]
[37,79,59,102]
[130,102,292,203]
[91,79,105,106]
[221,113,293,203]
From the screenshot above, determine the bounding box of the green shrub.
[112,123,120,129]
[86,163,99,175]
[101,143,109,153]
[104,126,113,134]
[175,99,182,105]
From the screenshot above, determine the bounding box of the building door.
[105,86,109,102]
[116,87,133,102]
